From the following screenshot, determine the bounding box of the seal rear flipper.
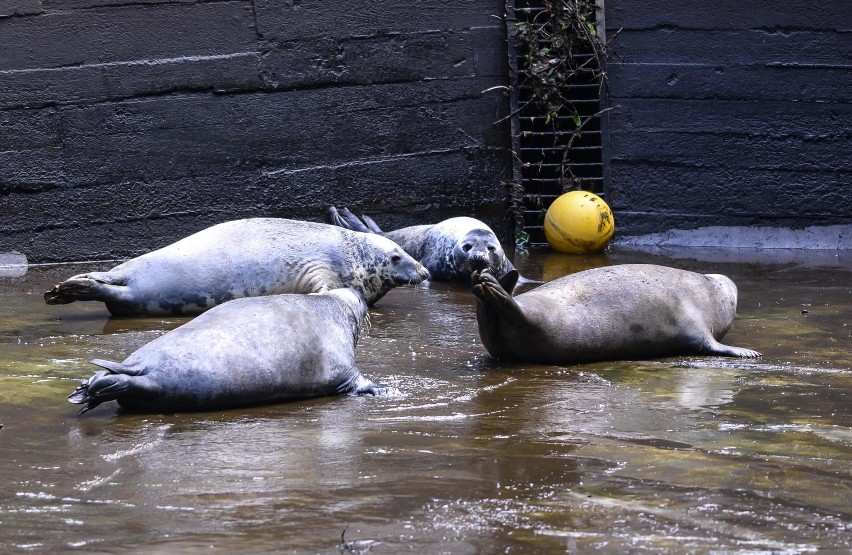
[359,214,384,234]
[69,369,161,414]
[497,269,520,294]
[44,272,128,305]
[90,358,146,376]
[68,371,107,414]
[472,270,527,327]
[68,369,127,414]
[328,206,373,233]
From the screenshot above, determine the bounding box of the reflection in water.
[674,368,737,411]
[0,252,850,553]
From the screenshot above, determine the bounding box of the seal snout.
[415,264,431,283]
[457,233,503,278]
[466,251,493,271]
[391,254,430,285]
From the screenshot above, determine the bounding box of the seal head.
[344,234,431,305]
[328,206,522,286]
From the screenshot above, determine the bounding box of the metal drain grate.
[509,0,607,247]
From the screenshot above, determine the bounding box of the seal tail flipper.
[472,269,526,326]
[44,272,127,305]
[90,358,147,376]
[328,206,373,233]
[68,369,130,414]
[69,360,156,414]
[497,269,520,294]
[69,384,103,414]
[359,214,384,234]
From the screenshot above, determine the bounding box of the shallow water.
[0,249,849,554]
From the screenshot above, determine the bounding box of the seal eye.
[462,244,472,252]
[391,255,401,264]
[487,245,496,253]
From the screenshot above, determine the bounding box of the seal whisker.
[361,311,372,337]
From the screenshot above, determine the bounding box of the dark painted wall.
[1,0,512,263]
[603,1,852,237]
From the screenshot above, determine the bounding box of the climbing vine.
[508,0,616,246]
[514,0,608,130]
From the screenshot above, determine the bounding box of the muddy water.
[0,249,849,554]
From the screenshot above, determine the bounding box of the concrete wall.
[603,0,852,240]
[1,0,512,263]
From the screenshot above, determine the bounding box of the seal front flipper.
[337,371,399,397]
[44,272,128,305]
[698,339,763,358]
[352,383,400,397]
[513,274,544,293]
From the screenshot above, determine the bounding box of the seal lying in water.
[68,289,389,413]
[472,264,762,363]
[45,218,429,316]
[328,206,526,286]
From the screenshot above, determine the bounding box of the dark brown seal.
[472,264,762,363]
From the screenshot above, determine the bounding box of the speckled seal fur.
[472,264,762,364]
[45,218,429,316]
[329,206,520,285]
[68,289,391,413]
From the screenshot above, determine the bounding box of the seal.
[328,206,526,286]
[472,264,762,363]
[45,218,429,316]
[68,288,389,413]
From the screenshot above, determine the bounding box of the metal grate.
[509,0,607,247]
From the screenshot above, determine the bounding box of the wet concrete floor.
[0,248,850,554]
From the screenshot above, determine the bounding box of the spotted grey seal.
[69,288,389,413]
[328,206,527,286]
[45,218,429,316]
[472,264,762,363]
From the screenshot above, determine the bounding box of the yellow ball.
[543,191,615,254]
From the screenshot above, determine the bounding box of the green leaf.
[586,22,597,37]
[572,114,582,127]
